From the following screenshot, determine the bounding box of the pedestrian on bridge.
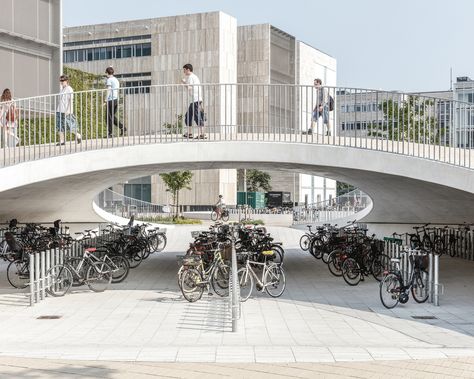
[105,66,125,138]
[311,78,331,136]
[181,63,206,139]
[0,88,19,148]
[56,75,82,146]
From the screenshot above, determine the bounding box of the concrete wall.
[0,0,61,98]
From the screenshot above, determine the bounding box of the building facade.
[0,0,62,98]
[453,76,474,148]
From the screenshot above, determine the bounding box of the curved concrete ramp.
[0,141,472,223]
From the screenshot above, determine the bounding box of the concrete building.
[0,0,62,98]
[63,13,337,208]
[453,76,474,148]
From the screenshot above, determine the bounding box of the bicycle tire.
[299,234,310,251]
[180,268,204,302]
[155,234,167,252]
[237,267,253,302]
[67,257,87,287]
[342,258,361,286]
[270,245,284,264]
[110,255,129,283]
[86,261,112,292]
[265,264,286,298]
[327,250,343,277]
[211,263,230,297]
[411,270,429,303]
[221,212,229,222]
[7,259,29,289]
[210,211,218,221]
[371,253,390,282]
[380,273,401,309]
[309,238,323,259]
[45,264,73,297]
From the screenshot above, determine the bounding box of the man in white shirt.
[309,78,331,136]
[56,75,81,146]
[105,66,125,137]
[181,63,205,139]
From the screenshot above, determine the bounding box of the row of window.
[123,80,152,94]
[341,121,385,131]
[63,43,152,63]
[340,103,380,113]
[64,34,151,47]
[116,72,151,79]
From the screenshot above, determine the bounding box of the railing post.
[34,252,40,304]
[433,254,439,306]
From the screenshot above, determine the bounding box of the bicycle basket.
[182,256,201,266]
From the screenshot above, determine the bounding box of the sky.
[63,0,473,92]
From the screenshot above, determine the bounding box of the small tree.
[246,169,272,192]
[367,96,440,144]
[159,171,193,219]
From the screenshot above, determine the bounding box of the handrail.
[0,84,472,171]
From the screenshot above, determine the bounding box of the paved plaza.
[1,226,474,369]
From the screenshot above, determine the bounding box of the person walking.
[56,75,81,145]
[181,63,205,139]
[105,66,125,137]
[309,78,331,136]
[0,88,19,148]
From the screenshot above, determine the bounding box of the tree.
[337,182,356,196]
[367,95,441,144]
[159,171,193,219]
[246,169,272,192]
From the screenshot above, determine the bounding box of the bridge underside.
[0,142,472,223]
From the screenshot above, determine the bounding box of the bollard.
[29,253,34,306]
[40,250,45,300]
[433,254,439,306]
[34,252,40,303]
[231,226,238,332]
[428,253,434,303]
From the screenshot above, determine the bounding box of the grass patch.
[137,216,202,225]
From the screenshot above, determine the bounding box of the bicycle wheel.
[211,263,230,297]
[371,253,391,282]
[154,234,167,252]
[380,273,401,309]
[221,211,229,222]
[433,236,444,255]
[67,257,87,286]
[180,268,204,302]
[7,259,29,289]
[327,250,343,277]
[86,261,112,292]
[45,264,73,297]
[342,258,361,286]
[299,234,310,251]
[309,238,323,259]
[265,264,286,298]
[412,270,429,303]
[210,211,218,221]
[126,246,142,268]
[237,267,253,302]
[270,245,284,264]
[110,255,129,283]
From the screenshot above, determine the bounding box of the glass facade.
[63,42,151,63]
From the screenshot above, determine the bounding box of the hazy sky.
[63,0,472,92]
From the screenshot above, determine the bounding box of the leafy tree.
[368,95,441,144]
[337,182,356,196]
[159,171,193,219]
[246,169,272,192]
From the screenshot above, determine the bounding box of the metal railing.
[95,189,167,219]
[0,84,473,169]
[293,188,372,224]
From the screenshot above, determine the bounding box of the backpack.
[329,95,334,112]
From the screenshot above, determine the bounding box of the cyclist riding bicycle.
[215,195,226,218]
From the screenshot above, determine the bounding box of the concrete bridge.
[0,84,473,223]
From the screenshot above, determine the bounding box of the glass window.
[122,45,132,58]
[106,46,113,59]
[87,49,93,61]
[135,44,142,57]
[93,48,100,61]
[142,42,151,56]
[99,47,106,60]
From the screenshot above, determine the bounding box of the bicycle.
[237,250,286,301]
[379,252,429,309]
[211,206,229,222]
[46,247,112,296]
